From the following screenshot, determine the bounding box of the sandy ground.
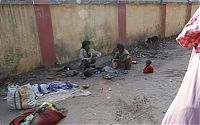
[0,38,192,124]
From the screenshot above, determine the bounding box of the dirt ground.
[0,38,192,124]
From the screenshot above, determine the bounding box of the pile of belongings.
[82,66,118,79]
[102,66,118,79]
[32,81,79,96]
[6,81,91,110]
[80,65,128,79]
[94,66,128,80]
[10,102,67,125]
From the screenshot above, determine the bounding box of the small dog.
[145,36,159,49]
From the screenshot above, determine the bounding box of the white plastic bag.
[32,84,43,97]
[7,84,36,110]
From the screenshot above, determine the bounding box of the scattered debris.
[130,38,173,60]
[132,61,137,64]
[114,96,156,124]
[103,73,115,79]
[82,84,90,90]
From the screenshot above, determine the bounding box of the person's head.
[116,43,125,53]
[146,60,152,66]
[82,40,91,50]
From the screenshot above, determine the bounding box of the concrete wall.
[191,3,199,15]
[165,3,187,37]
[0,3,199,79]
[0,5,41,78]
[50,4,118,63]
[126,4,161,43]
[165,3,199,37]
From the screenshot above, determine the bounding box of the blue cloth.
[47,81,79,92]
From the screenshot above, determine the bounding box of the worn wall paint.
[126,4,161,44]
[185,3,192,25]
[118,2,126,42]
[0,5,41,78]
[191,4,199,16]
[0,3,199,79]
[50,4,118,63]
[160,3,167,38]
[165,3,187,37]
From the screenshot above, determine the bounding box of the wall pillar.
[34,0,56,68]
[118,1,127,42]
